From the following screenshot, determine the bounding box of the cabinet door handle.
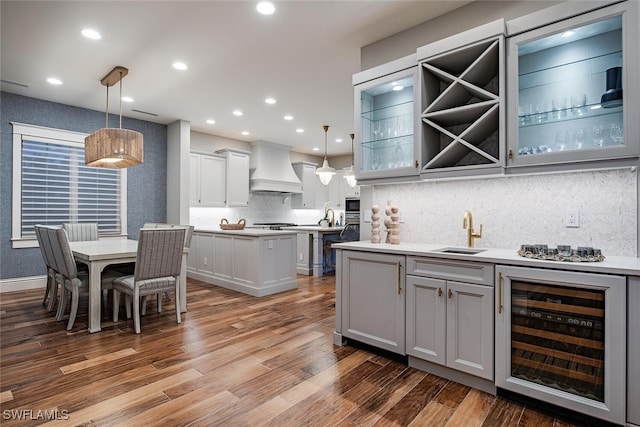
[498,272,503,314]
[448,288,453,299]
[438,287,442,297]
[397,261,402,295]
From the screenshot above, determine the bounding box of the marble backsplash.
[369,168,638,257]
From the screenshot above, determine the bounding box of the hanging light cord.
[119,70,123,129]
[323,125,329,159]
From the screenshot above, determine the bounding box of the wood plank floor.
[1,275,592,426]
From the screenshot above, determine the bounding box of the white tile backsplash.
[370,169,637,257]
[190,193,330,228]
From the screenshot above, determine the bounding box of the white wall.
[366,168,637,257]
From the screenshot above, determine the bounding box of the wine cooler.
[495,266,626,424]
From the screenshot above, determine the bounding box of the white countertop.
[332,241,640,276]
[194,227,298,236]
[281,226,344,232]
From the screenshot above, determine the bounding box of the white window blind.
[12,123,126,246]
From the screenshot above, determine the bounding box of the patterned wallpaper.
[370,169,637,257]
[0,92,167,280]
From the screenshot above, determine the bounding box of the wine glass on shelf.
[554,130,569,151]
[592,125,605,147]
[610,123,624,145]
[573,128,585,150]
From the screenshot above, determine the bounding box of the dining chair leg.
[67,286,80,330]
[133,288,141,334]
[46,273,58,312]
[56,287,68,321]
[112,289,120,322]
[175,284,181,325]
[141,296,147,316]
[125,295,132,319]
[157,294,162,313]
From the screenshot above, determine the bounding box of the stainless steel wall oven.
[495,266,626,424]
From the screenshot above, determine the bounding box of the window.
[11,122,127,248]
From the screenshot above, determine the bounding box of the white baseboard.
[0,275,46,293]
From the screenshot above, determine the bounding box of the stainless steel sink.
[432,247,487,255]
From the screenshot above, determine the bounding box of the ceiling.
[1,1,470,156]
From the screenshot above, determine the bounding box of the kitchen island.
[187,228,297,296]
[282,225,344,276]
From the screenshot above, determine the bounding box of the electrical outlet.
[564,209,580,228]
[203,256,208,266]
[299,253,304,261]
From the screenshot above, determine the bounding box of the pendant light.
[316,125,335,185]
[85,66,143,168]
[343,132,357,188]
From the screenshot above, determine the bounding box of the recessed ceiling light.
[335,138,343,143]
[206,119,216,124]
[312,147,320,152]
[121,96,134,103]
[392,85,404,91]
[296,128,304,133]
[256,1,275,15]
[46,77,62,85]
[172,62,188,71]
[233,110,243,116]
[81,28,101,40]
[284,115,293,120]
[241,131,250,136]
[265,97,276,104]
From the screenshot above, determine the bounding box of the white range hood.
[249,141,303,193]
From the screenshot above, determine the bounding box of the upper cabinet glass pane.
[516,15,623,155]
[359,74,415,172]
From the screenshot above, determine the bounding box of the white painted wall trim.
[0,275,46,293]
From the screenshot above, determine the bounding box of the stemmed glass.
[610,123,624,145]
[554,131,569,151]
[592,125,605,147]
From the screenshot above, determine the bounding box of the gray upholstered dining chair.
[62,222,98,242]
[112,228,186,334]
[47,226,118,330]
[140,223,194,314]
[34,225,60,312]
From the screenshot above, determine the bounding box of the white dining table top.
[69,239,138,262]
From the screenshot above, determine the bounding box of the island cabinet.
[187,230,297,297]
[406,257,495,391]
[340,250,405,354]
[505,1,639,172]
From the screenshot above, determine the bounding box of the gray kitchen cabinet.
[406,257,494,381]
[189,153,226,207]
[417,20,506,179]
[505,1,639,171]
[291,161,322,209]
[216,149,251,207]
[628,276,640,426]
[353,55,420,184]
[340,250,405,354]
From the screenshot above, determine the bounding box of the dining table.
[69,239,188,333]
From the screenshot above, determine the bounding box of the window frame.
[11,122,128,248]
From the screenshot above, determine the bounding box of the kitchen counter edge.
[194,227,298,236]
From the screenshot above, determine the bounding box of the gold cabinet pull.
[438,287,442,297]
[397,261,402,295]
[448,288,453,299]
[498,272,503,314]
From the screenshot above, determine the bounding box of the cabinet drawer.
[407,256,493,286]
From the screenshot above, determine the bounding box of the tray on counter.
[517,244,605,262]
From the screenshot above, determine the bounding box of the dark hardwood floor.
[1,275,588,426]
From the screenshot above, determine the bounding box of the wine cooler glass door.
[495,266,626,424]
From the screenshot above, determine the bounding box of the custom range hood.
[249,141,302,193]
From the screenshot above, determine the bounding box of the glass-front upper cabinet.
[506,1,639,169]
[353,55,420,182]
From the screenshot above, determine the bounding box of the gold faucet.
[463,210,482,248]
[325,208,335,227]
